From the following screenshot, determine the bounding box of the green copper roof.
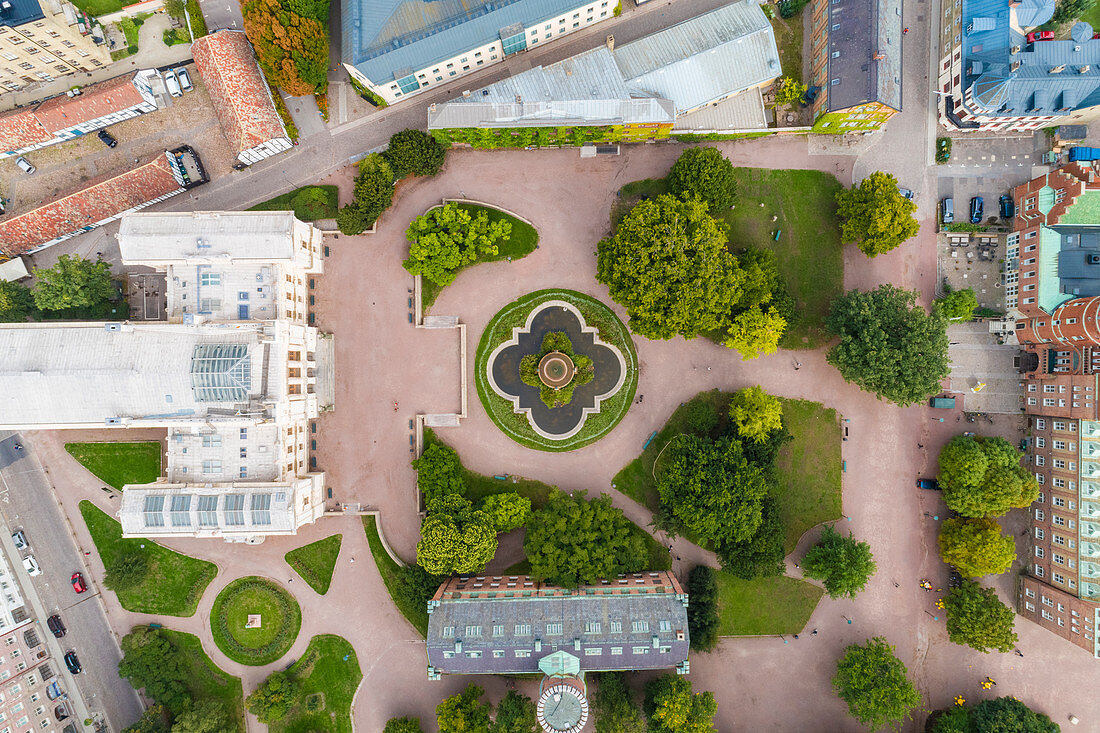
[539,650,581,677]
[1038,186,1056,216]
[1039,226,1072,313]
[1057,190,1100,226]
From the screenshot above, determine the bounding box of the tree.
[383,718,424,733]
[0,280,34,322]
[591,673,645,733]
[667,147,736,213]
[686,399,719,437]
[826,284,950,406]
[728,386,783,444]
[123,705,172,733]
[597,194,784,350]
[242,0,329,95]
[403,203,511,287]
[118,629,190,712]
[162,0,185,16]
[686,565,719,652]
[722,306,787,359]
[524,490,647,587]
[801,526,877,600]
[413,442,466,506]
[338,154,396,234]
[436,684,491,733]
[944,579,1018,653]
[392,564,445,615]
[171,702,232,733]
[938,518,1016,578]
[930,706,972,733]
[938,435,1039,518]
[33,255,114,312]
[656,435,771,546]
[1052,0,1095,23]
[642,675,717,733]
[835,171,920,257]
[246,671,300,724]
[384,129,447,178]
[104,551,149,591]
[716,495,785,579]
[479,492,532,533]
[935,287,978,322]
[772,76,808,107]
[383,718,423,733]
[970,697,1060,733]
[833,637,921,730]
[489,690,537,733]
[416,494,498,575]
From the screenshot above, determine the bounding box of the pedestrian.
[893,581,899,588]
[668,544,673,553]
[1014,649,1024,657]
[793,634,799,640]
[917,443,924,449]
[393,401,399,411]
[794,562,800,569]
[811,629,818,636]
[988,677,996,686]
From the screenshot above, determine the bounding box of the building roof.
[823,0,902,113]
[0,0,44,28]
[426,572,689,675]
[0,108,51,153]
[962,0,1100,119]
[119,484,299,536]
[118,211,306,262]
[672,88,767,130]
[191,30,287,156]
[0,155,181,257]
[613,1,781,114]
[342,0,587,84]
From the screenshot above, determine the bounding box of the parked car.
[941,197,954,224]
[22,556,40,576]
[176,67,193,92]
[70,572,86,594]
[970,196,984,224]
[47,615,66,638]
[164,70,182,98]
[899,187,915,200]
[917,478,941,490]
[63,652,81,675]
[15,156,35,174]
[11,530,27,550]
[1027,30,1055,42]
[96,129,117,148]
[1000,194,1015,218]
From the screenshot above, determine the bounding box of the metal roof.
[823,0,902,113]
[1013,0,1055,29]
[672,87,767,130]
[118,211,304,262]
[0,0,43,28]
[119,485,297,536]
[190,343,252,402]
[613,1,782,114]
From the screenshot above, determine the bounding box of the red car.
[1027,31,1055,42]
[70,573,86,594]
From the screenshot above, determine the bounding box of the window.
[515,624,531,636]
[143,495,165,527]
[1035,565,1045,577]
[1026,601,1036,612]
[632,646,650,654]
[1035,527,1045,540]
[251,493,271,525]
[442,627,454,638]
[546,623,563,635]
[466,651,482,659]
[202,434,222,447]
[200,272,221,286]
[610,647,622,655]
[1035,546,1045,558]
[492,625,504,637]
[631,621,649,633]
[1036,419,1046,429]
[659,620,672,632]
[584,647,602,656]
[1035,455,1045,466]
[1041,609,1053,620]
[584,622,601,634]
[492,650,505,658]
[1035,437,1045,447]
[197,495,218,526]
[169,495,191,527]
[1054,515,1066,526]
[465,626,481,637]
[1025,587,1036,598]
[224,494,245,525]
[515,650,532,658]
[609,621,622,633]
[1053,553,1066,565]
[202,460,222,474]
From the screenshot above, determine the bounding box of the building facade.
[808,0,903,132]
[342,0,618,105]
[0,0,110,95]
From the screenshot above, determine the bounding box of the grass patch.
[79,501,215,616]
[363,516,428,636]
[272,635,362,733]
[774,398,842,551]
[421,203,540,311]
[117,17,141,49]
[71,0,122,15]
[771,16,804,85]
[248,185,339,221]
[210,577,301,665]
[715,573,823,635]
[65,441,161,489]
[474,289,638,452]
[160,630,245,732]
[721,168,843,349]
[284,535,342,595]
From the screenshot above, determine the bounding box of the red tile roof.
[0,156,181,257]
[0,108,51,153]
[192,30,287,157]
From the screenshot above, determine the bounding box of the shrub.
[384,129,446,178]
[686,400,719,437]
[186,0,207,37]
[686,565,719,652]
[667,147,736,213]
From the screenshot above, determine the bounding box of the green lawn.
[79,501,216,616]
[721,168,844,348]
[285,534,342,595]
[715,573,823,636]
[272,635,362,733]
[72,0,122,15]
[161,630,245,733]
[210,577,301,665]
[774,398,842,552]
[65,442,161,489]
[363,516,428,636]
[421,203,540,310]
[771,16,804,84]
[248,186,340,222]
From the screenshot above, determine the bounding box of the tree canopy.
[597,194,786,357]
[716,495,785,579]
[937,435,1039,518]
[833,637,921,730]
[0,280,34,322]
[403,203,511,286]
[642,675,717,733]
[33,255,114,312]
[686,565,719,652]
[835,171,920,257]
[337,154,395,235]
[944,579,1018,653]
[935,287,979,322]
[436,684,491,733]
[938,517,1016,578]
[413,442,466,507]
[728,386,783,444]
[384,129,446,179]
[1052,0,1095,24]
[667,147,736,213]
[124,705,172,733]
[523,490,646,587]
[171,701,232,733]
[479,492,532,533]
[416,494,498,575]
[118,628,190,712]
[489,691,537,733]
[591,673,646,733]
[382,718,423,733]
[969,697,1060,733]
[242,0,328,95]
[802,526,877,600]
[825,284,950,405]
[246,671,300,723]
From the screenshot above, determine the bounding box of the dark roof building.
[425,572,690,678]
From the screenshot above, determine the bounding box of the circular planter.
[475,289,638,452]
[209,577,301,666]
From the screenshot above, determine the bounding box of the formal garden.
[210,577,302,665]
